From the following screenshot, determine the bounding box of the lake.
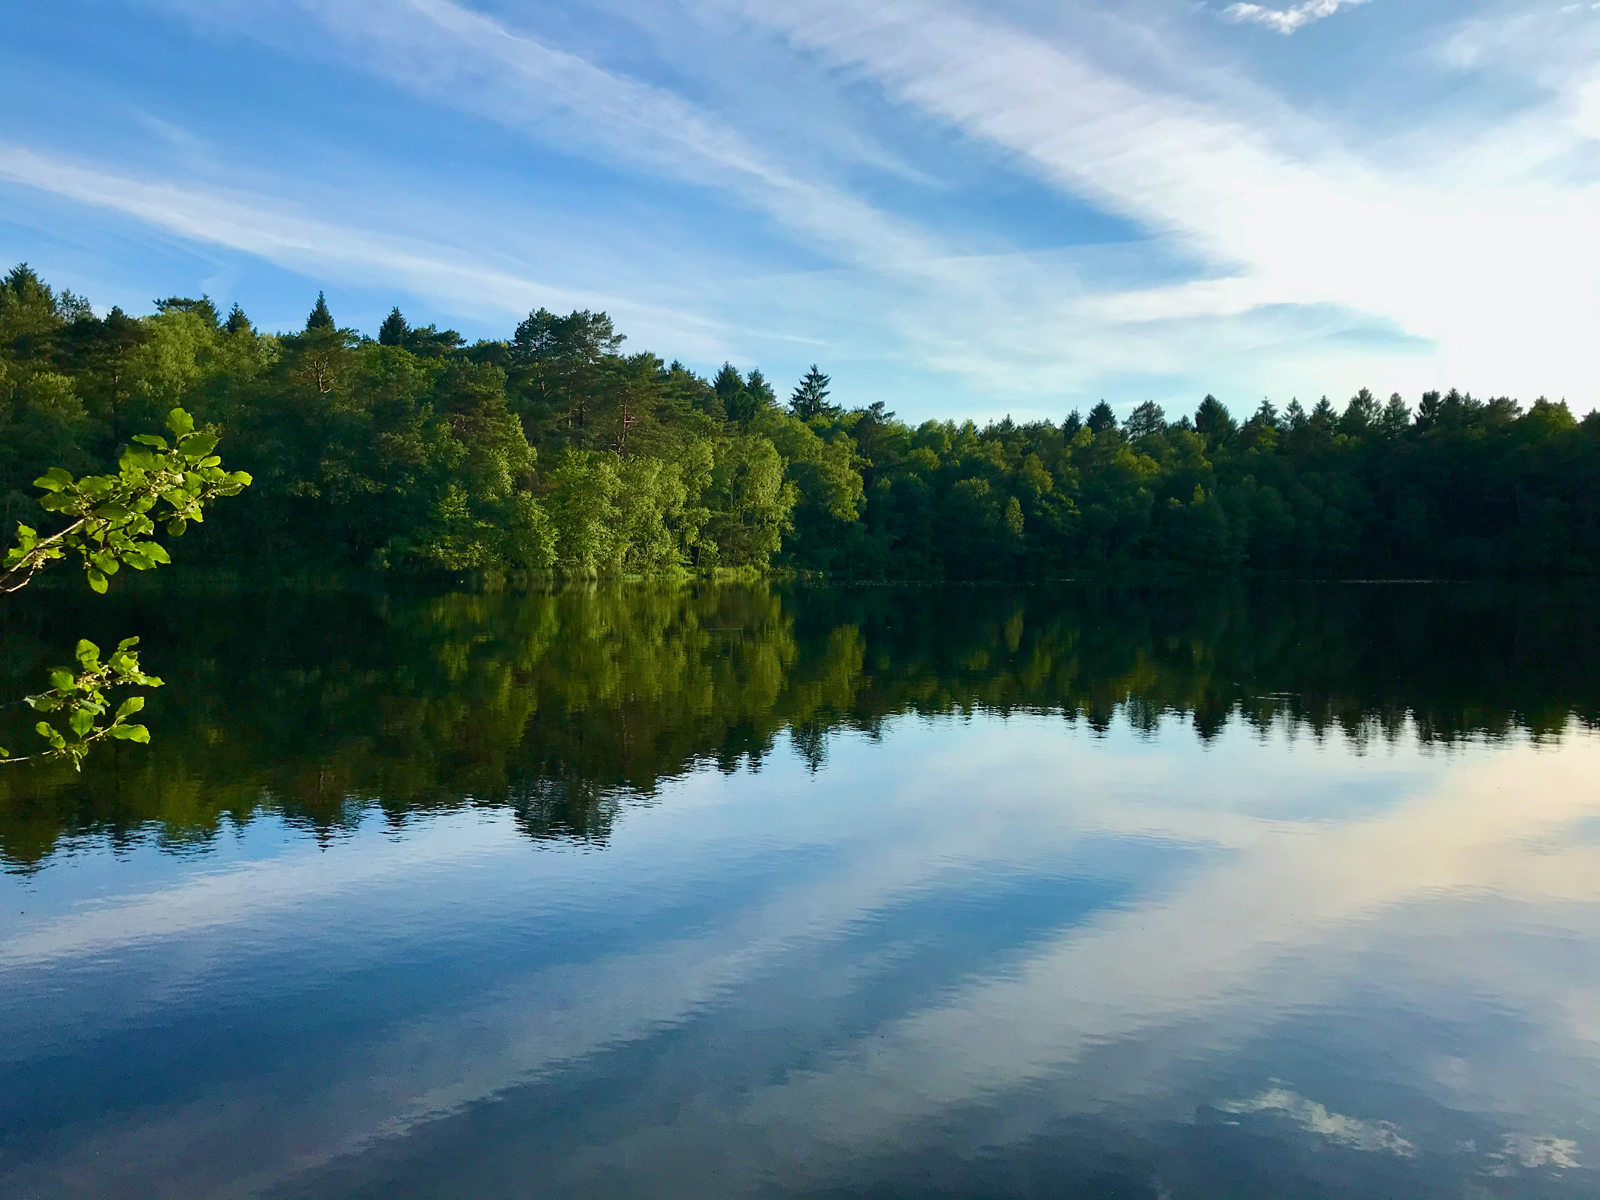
[1,581,1597,1199]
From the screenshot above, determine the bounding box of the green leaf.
[178,433,219,458]
[26,695,60,712]
[120,448,157,473]
[166,518,189,537]
[69,708,95,736]
[115,695,147,718]
[87,569,108,594]
[75,640,100,667]
[166,408,195,437]
[114,723,151,744]
[33,467,73,492]
[131,434,169,449]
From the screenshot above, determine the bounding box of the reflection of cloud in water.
[2,723,1597,1197]
[730,739,1600,1164]
[1216,1086,1417,1156]
[1490,1133,1582,1174]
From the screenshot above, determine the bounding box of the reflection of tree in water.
[507,780,626,845]
[1,580,1596,869]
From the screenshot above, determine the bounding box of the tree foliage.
[2,264,1596,582]
[0,395,251,765]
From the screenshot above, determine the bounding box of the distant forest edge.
[2,264,1596,578]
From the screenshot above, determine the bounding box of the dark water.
[1,581,1598,1199]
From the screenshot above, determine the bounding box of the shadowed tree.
[1125,401,1167,441]
[1194,394,1237,443]
[379,307,409,347]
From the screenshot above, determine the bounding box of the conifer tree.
[1341,388,1380,436]
[1195,394,1237,441]
[379,307,409,347]
[1125,401,1166,441]
[306,292,335,331]
[1086,400,1118,434]
[789,365,836,419]
[1380,392,1411,436]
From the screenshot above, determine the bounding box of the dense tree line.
[3,264,1596,578]
[3,579,1595,869]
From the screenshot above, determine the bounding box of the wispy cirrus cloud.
[1220,0,1373,35]
[730,0,1600,401]
[0,143,751,354]
[7,0,1598,414]
[155,0,952,283]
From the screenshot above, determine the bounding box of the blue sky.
[1,0,1597,422]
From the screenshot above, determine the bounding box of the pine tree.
[1086,400,1118,434]
[1124,401,1166,440]
[1380,393,1411,437]
[744,369,776,411]
[1194,394,1237,441]
[1416,390,1444,430]
[789,364,837,419]
[0,263,62,338]
[379,307,409,347]
[1340,388,1380,436]
[306,292,335,331]
[224,304,253,335]
[714,363,769,424]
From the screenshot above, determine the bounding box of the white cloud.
[1570,78,1600,139]
[158,0,953,285]
[731,0,1600,402]
[0,144,748,353]
[1221,0,1372,35]
[19,0,1599,412]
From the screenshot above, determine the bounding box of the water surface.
[1,582,1597,1199]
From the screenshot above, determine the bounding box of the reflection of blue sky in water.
[2,714,1597,1198]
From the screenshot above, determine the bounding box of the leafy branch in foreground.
[1,407,250,767]
[0,638,160,768]
[1,408,252,595]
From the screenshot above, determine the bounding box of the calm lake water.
[1,582,1597,1199]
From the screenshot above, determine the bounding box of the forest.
[3,262,1597,579]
